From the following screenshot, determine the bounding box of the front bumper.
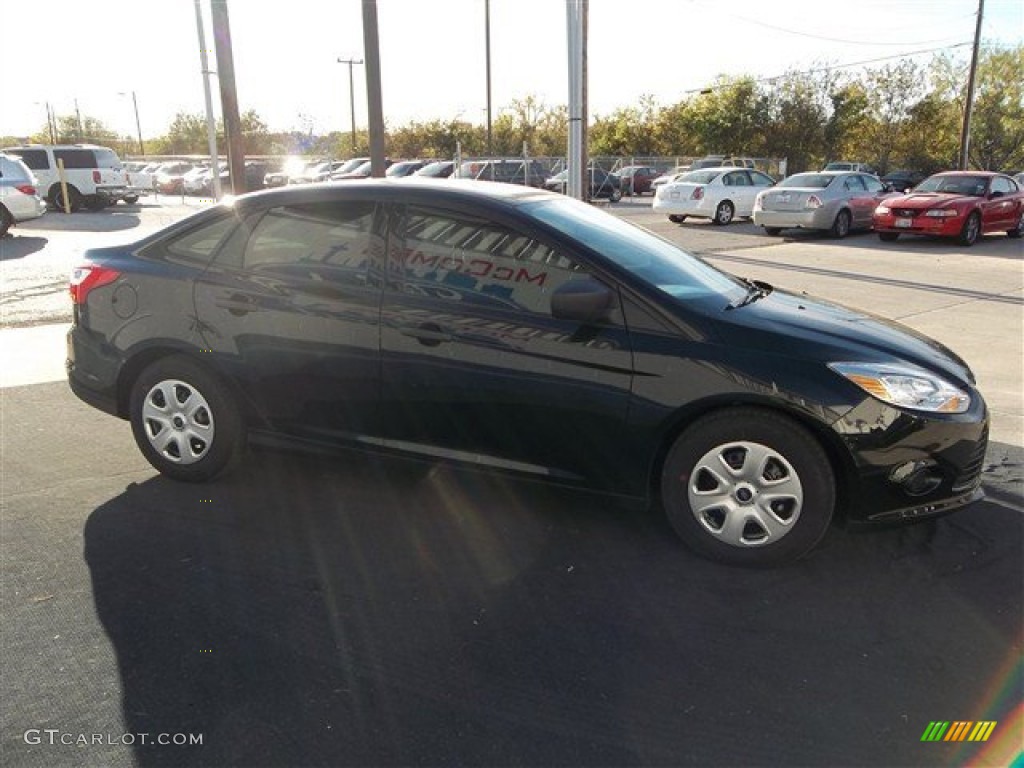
[833,393,989,525]
[873,213,963,237]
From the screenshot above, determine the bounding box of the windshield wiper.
[726,278,772,310]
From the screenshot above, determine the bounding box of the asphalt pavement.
[1,194,1022,767]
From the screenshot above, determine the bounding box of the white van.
[1,144,130,211]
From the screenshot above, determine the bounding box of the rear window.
[676,170,722,184]
[92,148,122,168]
[779,173,834,189]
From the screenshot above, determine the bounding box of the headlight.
[924,209,958,218]
[828,362,970,413]
[875,205,890,215]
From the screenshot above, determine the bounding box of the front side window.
[395,207,589,316]
[526,197,745,303]
[751,171,775,187]
[10,149,49,171]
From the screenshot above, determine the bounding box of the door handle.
[401,322,451,347]
[216,293,256,316]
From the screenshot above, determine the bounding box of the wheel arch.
[115,345,263,428]
[645,395,856,522]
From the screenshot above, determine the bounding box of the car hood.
[884,192,973,209]
[708,287,974,386]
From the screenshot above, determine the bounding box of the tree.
[967,46,1024,170]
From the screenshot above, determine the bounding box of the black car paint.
[67,180,988,524]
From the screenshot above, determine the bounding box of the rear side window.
[53,149,98,169]
[236,201,380,289]
[164,215,238,266]
[9,149,49,171]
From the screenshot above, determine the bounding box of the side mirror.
[551,278,614,324]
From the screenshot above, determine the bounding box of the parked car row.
[653,165,1024,246]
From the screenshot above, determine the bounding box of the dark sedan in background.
[544,167,622,201]
[67,179,988,567]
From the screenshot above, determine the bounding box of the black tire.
[51,184,82,212]
[830,209,851,239]
[129,355,246,482]
[958,212,981,246]
[763,227,782,236]
[609,188,622,203]
[1006,211,1023,239]
[0,206,12,237]
[123,195,139,205]
[659,408,835,567]
[713,200,735,225]
[668,214,686,223]
[878,232,900,242]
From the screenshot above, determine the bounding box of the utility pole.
[485,0,493,155]
[131,92,145,156]
[194,0,221,198]
[74,99,83,142]
[362,0,386,178]
[958,0,984,170]
[211,0,246,194]
[337,57,363,156]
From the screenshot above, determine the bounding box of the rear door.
[194,198,385,439]
[378,202,635,487]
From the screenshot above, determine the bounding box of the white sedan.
[653,167,776,225]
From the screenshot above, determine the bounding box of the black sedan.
[67,179,988,566]
[544,168,622,201]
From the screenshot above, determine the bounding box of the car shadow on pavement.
[19,211,142,234]
[0,235,48,260]
[81,445,1022,767]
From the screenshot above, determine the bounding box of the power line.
[683,41,973,94]
[718,10,971,46]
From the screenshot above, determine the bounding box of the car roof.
[929,170,1000,177]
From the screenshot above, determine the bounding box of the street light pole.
[337,57,363,156]
[119,91,145,156]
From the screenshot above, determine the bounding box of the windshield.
[675,170,722,184]
[779,173,834,189]
[914,175,989,196]
[526,197,744,302]
[414,162,451,177]
[334,158,366,175]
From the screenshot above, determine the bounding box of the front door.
[378,203,635,488]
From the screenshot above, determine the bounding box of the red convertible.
[873,171,1023,246]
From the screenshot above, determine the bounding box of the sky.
[2,0,1021,142]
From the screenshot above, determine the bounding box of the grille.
[952,426,989,492]
[893,209,920,218]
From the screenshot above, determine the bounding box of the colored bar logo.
[921,721,998,742]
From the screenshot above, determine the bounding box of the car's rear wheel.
[610,188,622,203]
[958,212,981,246]
[129,355,246,482]
[713,200,735,225]
[668,214,686,223]
[51,184,82,212]
[830,209,851,239]
[85,196,107,211]
[1006,211,1023,239]
[659,408,835,566]
[0,206,12,237]
[878,232,899,242]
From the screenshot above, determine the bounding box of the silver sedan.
[753,171,894,238]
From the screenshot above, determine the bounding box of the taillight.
[692,186,704,200]
[805,195,822,209]
[93,170,102,183]
[15,184,37,196]
[70,264,121,305]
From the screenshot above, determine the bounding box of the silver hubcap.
[687,441,803,547]
[141,379,215,465]
[966,217,979,241]
[718,204,733,223]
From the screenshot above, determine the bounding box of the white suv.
[0,153,47,236]
[1,144,130,211]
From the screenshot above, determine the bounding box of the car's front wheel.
[123,195,139,205]
[659,408,835,566]
[878,232,900,242]
[763,227,782,236]
[958,212,981,246]
[129,355,246,482]
[609,188,622,203]
[0,206,12,237]
[713,200,735,225]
